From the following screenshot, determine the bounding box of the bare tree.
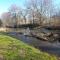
[25,0,54,26]
[26,0,40,24]
[25,0,46,25]
[9,5,19,27]
[1,12,11,27]
[1,5,21,28]
[43,0,54,25]
[20,9,28,25]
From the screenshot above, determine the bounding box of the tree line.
[0,0,56,28]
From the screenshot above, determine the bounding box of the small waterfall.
[23,28,30,36]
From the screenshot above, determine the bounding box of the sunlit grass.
[0,34,57,60]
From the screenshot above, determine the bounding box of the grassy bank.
[0,34,57,60]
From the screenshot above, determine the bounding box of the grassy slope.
[0,34,57,60]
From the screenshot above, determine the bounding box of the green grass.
[0,34,57,60]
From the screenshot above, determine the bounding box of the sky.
[0,0,60,16]
[0,0,26,16]
[53,0,60,12]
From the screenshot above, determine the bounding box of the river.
[8,32,60,57]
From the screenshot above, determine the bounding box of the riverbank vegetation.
[0,34,57,60]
